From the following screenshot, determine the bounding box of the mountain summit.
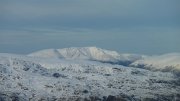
[28,47,144,64]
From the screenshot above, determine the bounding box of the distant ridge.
[28,47,144,65]
[28,47,180,74]
[130,53,180,75]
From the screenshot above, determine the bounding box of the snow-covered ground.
[0,47,180,101]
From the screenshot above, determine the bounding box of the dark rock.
[52,73,66,78]
[89,96,101,101]
[23,67,30,71]
[143,98,158,101]
[82,90,88,94]
[131,70,145,76]
[106,95,128,101]
[106,95,116,101]
[100,61,132,67]
[102,96,107,101]
[104,74,111,76]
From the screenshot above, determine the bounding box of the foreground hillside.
[0,47,180,101]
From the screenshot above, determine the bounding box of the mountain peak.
[28,47,144,66]
[28,47,119,61]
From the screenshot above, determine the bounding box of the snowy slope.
[130,53,180,74]
[0,53,180,101]
[28,47,144,65]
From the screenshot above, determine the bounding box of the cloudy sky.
[0,0,180,55]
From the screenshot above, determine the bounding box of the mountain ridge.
[28,47,180,72]
[28,47,145,66]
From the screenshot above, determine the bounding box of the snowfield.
[0,47,180,101]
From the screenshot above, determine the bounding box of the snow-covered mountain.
[130,53,180,75]
[28,47,144,66]
[1,47,180,101]
[28,47,180,74]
